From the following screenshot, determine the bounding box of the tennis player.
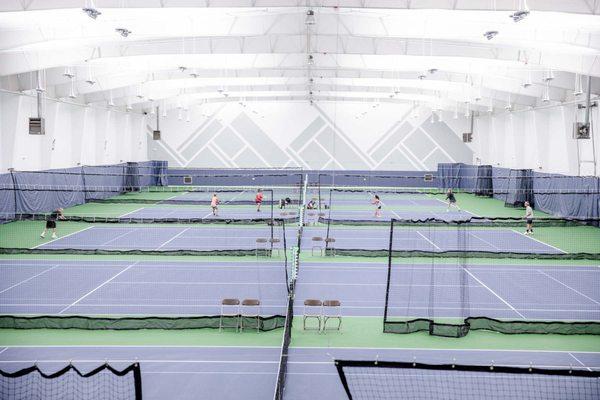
[40,208,66,239]
[524,201,534,235]
[211,193,220,216]
[445,189,461,212]
[279,197,292,209]
[255,189,264,212]
[372,194,382,218]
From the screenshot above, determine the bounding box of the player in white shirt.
[524,201,534,235]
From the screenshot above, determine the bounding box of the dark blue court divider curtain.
[82,164,127,200]
[166,168,303,187]
[13,167,86,214]
[437,163,462,189]
[153,160,168,186]
[503,169,534,207]
[457,164,478,193]
[0,173,16,222]
[533,172,600,220]
[491,167,511,201]
[125,162,141,190]
[312,170,437,188]
[474,165,493,196]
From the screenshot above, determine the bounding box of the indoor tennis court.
[1,2,599,400]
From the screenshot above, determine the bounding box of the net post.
[382,218,395,330]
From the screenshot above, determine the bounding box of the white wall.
[147,100,474,171]
[0,91,148,171]
[474,102,600,176]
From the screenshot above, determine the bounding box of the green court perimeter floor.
[1,318,599,353]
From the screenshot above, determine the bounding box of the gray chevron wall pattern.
[147,102,473,170]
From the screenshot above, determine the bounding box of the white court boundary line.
[462,268,526,319]
[118,207,146,218]
[510,229,567,254]
[537,269,600,305]
[155,227,192,250]
[31,225,95,249]
[568,353,593,372]
[57,261,140,314]
[0,264,61,294]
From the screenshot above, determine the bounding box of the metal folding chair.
[303,299,323,331]
[240,299,261,333]
[323,300,342,331]
[219,298,240,332]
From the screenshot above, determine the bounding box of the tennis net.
[334,359,600,400]
[380,218,600,337]
[0,362,142,400]
[273,174,307,400]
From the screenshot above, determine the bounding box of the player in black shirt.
[40,208,65,239]
[445,189,461,212]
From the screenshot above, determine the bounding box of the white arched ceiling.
[0,1,599,114]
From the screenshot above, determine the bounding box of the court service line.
[536,270,600,305]
[466,232,501,251]
[510,229,567,254]
[57,261,140,314]
[31,226,95,249]
[462,268,526,319]
[414,230,442,251]
[155,227,192,250]
[118,207,145,218]
[0,264,61,295]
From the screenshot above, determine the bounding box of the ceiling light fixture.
[305,9,316,25]
[307,54,314,65]
[522,71,532,88]
[543,68,554,82]
[63,67,75,79]
[542,82,550,103]
[115,28,131,38]
[573,74,583,97]
[82,1,101,19]
[428,68,438,74]
[483,31,499,40]
[68,78,77,99]
[178,66,187,73]
[509,1,530,22]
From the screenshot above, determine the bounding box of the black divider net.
[334,359,600,400]
[381,218,600,337]
[0,362,142,400]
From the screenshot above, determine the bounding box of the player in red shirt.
[255,189,264,212]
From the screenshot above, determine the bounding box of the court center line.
[0,264,61,294]
[462,268,526,319]
[57,261,140,314]
[536,270,600,305]
[31,225,95,249]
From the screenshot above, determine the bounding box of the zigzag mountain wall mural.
[147,101,473,170]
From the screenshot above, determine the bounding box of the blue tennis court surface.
[303,226,564,254]
[33,225,563,254]
[35,226,293,251]
[124,206,297,221]
[294,262,600,320]
[0,259,287,316]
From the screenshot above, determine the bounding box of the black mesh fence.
[0,362,142,400]
[334,359,600,400]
